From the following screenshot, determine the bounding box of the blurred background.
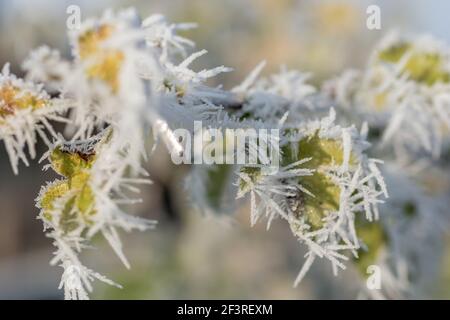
[1,0,450,299]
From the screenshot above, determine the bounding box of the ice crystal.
[326,33,450,160]
[36,130,155,299]
[0,63,65,174]
[237,109,387,285]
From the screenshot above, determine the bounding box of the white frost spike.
[237,160,314,228]
[294,253,316,287]
[179,50,208,69]
[233,60,267,93]
[152,118,184,156]
[341,128,352,172]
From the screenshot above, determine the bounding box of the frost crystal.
[326,33,450,161]
[0,63,65,174]
[37,131,155,299]
[237,109,387,285]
